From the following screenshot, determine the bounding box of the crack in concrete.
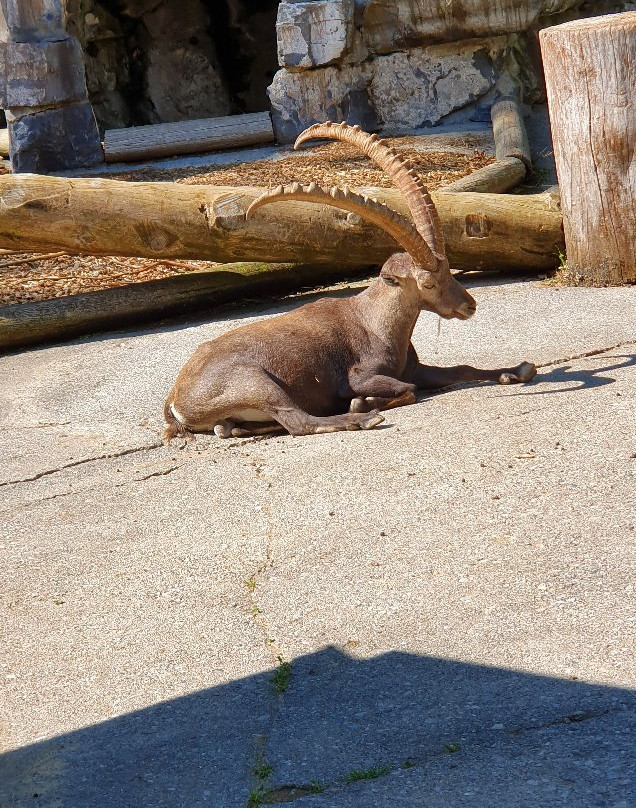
[536,339,635,369]
[508,708,611,735]
[3,340,633,495]
[259,707,620,804]
[135,464,182,481]
[0,441,164,488]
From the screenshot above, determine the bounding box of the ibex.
[165,122,536,440]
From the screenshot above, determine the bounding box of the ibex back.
[165,123,536,440]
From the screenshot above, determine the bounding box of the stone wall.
[269,0,633,141]
[0,0,103,171]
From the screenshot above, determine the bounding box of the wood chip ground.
[0,139,493,306]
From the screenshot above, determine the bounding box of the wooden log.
[103,112,275,163]
[540,13,636,285]
[491,99,531,168]
[0,129,9,158]
[0,262,375,352]
[0,174,564,272]
[441,157,526,193]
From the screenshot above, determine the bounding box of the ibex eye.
[383,276,399,286]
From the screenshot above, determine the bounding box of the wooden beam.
[441,156,526,193]
[491,99,531,168]
[103,112,275,163]
[0,262,375,352]
[0,129,9,158]
[0,174,564,272]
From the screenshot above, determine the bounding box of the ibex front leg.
[404,347,536,389]
[346,367,417,413]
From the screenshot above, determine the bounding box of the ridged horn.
[295,121,446,263]
[246,184,436,270]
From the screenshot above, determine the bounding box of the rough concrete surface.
[0,277,634,807]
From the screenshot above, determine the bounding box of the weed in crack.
[271,658,292,695]
[246,786,267,807]
[340,764,391,784]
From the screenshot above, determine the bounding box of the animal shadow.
[506,354,635,396]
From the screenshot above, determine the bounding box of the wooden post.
[540,13,636,285]
[491,99,531,168]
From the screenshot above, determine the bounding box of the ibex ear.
[380,253,413,284]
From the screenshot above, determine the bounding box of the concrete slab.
[1,277,634,484]
[0,277,634,807]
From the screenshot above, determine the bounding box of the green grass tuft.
[341,764,391,784]
[271,659,292,694]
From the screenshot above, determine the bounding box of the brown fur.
[164,252,536,440]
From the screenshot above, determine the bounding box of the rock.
[277,0,355,69]
[141,1,231,123]
[1,0,65,40]
[0,38,88,108]
[145,44,231,123]
[369,39,500,128]
[8,101,104,173]
[268,61,379,142]
[268,35,517,140]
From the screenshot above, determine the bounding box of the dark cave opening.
[69,0,280,131]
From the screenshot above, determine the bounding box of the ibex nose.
[455,289,477,319]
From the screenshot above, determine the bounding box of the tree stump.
[540,13,636,285]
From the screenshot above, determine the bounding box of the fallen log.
[0,262,375,352]
[0,175,563,272]
[441,156,526,193]
[103,112,275,163]
[442,99,530,194]
[491,99,532,168]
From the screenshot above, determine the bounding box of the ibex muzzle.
[165,123,536,440]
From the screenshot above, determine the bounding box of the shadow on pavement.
[1,648,633,808]
[506,354,636,396]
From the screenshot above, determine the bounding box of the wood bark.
[0,262,375,352]
[491,99,532,168]
[540,12,636,285]
[0,175,564,272]
[441,157,526,193]
[103,112,275,163]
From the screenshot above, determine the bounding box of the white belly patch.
[170,403,187,424]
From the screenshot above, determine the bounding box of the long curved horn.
[246,182,437,270]
[295,121,446,263]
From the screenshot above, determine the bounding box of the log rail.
[0,176,563,273]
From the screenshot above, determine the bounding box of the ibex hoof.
[360,410,385,430]
[214,421,234,438]
[499,362,537,385]
[349,396,367,413]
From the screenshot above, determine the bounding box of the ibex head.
[247,121,476,321]
[378,252,476,320]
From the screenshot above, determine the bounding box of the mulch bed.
[0,139,493,306]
